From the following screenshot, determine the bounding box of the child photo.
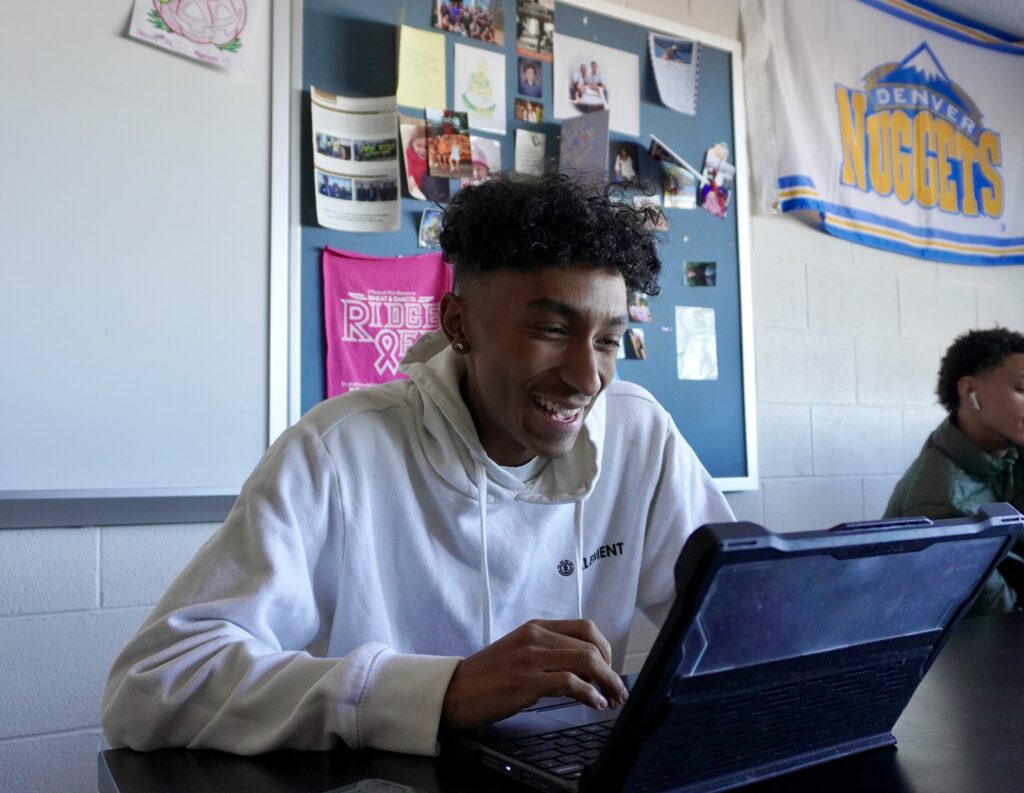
[399,114,450,202]
[425,108,474,179]
[461,136,502,187]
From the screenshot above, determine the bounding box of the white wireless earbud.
[969,392,981,411]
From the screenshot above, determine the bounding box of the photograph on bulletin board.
[698,142,735,219]
[462,136,502,186]
[399,114,451,202]
[517,56,544,98]
[432,0,505,45]
[611,142,638,182]
[552,33,640,136]
[648,33,700,115]
[425,108,473,179]
[514,98,543,123]
[633,195,669,230]
[516,0,555,61]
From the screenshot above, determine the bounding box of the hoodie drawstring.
[574,500,584,620]
[476,462,493,647]
[475,462,586,647]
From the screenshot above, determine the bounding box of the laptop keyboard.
[491,643,926,789]
[497,721,615,779]
[630,647,924,791]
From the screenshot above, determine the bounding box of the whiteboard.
[0,0,273,526]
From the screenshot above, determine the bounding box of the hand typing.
[440,619,629,730]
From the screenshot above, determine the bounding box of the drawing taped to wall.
[454,44,507,134]
[128,0,255,69]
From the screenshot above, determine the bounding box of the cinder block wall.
[747,214,1024,531]
[0,525,216,792]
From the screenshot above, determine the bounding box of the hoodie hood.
[400,329,605,505]
[401,329,601,646]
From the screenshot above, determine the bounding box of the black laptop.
[445,503,1023,793]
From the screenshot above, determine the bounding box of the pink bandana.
[322,247,452,397]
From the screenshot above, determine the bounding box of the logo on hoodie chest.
[557,542,625,576]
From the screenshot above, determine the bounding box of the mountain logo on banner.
[867,43,981,138]
[834,42,1004,219]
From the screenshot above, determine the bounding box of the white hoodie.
[101,330,733,757]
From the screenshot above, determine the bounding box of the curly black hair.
[936,327,1024,413]
[439,172,663,295]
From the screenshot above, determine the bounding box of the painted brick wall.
[0,525,216,792]
[748,213,1024,536]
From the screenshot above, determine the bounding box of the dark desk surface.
[99,612,1024,793]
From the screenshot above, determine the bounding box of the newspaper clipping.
[311,88,400,232]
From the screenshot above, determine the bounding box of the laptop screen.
[677,536,1004,676]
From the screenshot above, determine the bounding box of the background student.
[885,327,1024,615]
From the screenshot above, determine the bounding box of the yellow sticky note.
[397,25,446,110]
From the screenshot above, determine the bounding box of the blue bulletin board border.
[269,0,757,490]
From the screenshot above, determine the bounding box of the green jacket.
[884,417,1024,616]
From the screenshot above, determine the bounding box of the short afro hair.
[439,172,662,296]
[936,327,1024,413]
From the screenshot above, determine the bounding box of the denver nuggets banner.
[742,0,1024,265]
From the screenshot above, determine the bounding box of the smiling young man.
[102,173,734,757]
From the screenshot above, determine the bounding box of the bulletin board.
[271,0,757,488]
